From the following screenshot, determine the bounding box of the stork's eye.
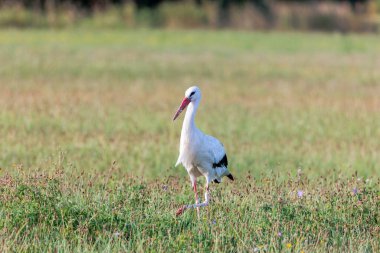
[189,91,195,97]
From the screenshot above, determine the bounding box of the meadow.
[0,29,379,252]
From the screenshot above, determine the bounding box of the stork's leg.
[181,182,210,210]
[204,183,210,206]
[185,185,210,209]
[176,176,200,217]
[176,177,211,217]
[193,181,200,219]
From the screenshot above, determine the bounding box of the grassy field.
[0,29,379,252]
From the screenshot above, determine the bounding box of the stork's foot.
[176,205,186,216]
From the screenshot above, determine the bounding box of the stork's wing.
[204,134,228,168]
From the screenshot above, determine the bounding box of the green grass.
[0,29,379,252]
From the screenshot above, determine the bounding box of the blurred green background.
[0,29,379,179]
[0,0,380,32]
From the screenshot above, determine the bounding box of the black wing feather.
[212,154,228,168]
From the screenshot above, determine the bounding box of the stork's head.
[173,86,201,121]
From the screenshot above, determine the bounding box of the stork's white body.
[173,86,233,216]
[175,100,229,183]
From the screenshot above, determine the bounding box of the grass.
[0,29,379,252]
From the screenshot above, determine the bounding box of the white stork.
[173,86,234,217]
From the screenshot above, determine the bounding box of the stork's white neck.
[181,100,200,136]
[176,97,201,167]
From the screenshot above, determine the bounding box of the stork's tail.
[213,173,234,184]
[214,166,234,182]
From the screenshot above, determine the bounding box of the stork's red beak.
[173,97,191,121]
